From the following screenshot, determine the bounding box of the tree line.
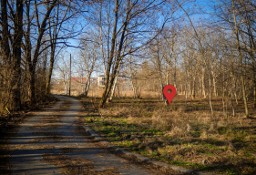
[76,0,255,117]
[1,0,255,118]
[0,0,85,113]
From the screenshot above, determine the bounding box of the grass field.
[80,96,256,175]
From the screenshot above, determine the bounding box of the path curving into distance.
[0,96,162,175]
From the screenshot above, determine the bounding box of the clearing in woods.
[80,96,256,175]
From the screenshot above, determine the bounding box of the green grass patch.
[81,97,256,175]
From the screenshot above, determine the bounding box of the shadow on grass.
[193,161,256,175]
[81,97,256,174]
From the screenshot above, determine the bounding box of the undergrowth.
[82,97,256,175]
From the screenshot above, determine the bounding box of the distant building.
[71,77,87,84]
[70,77,87,95]
[98,75,105,87]
[51,77,87,95]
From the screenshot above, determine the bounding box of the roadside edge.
[82,125,216,175]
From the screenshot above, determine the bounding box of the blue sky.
[64,0,216,49]
[54,0,217,78]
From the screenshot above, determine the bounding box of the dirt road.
[0,96,160,175]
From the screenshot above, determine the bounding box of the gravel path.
[0,96,160,175]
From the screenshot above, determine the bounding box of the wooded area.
[0,0,83,113]
[0,1,256,174]
[0,0,255,117]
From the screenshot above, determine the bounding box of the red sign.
[163,85,176,104]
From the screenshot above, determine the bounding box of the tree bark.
[46,45,56,95]
[201,68,206,98]
[10,0,24,111]
[1,0,10,62]
[27,0,58,103]
[254,74,256,109]
[232,0,249,117]
[100,0,130,107]
[99,0,119,108]
[109,75,118,101]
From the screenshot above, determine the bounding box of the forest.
[0,0,256,174]
[0,0,255,116]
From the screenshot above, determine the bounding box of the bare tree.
[97,0,169,107]
[79,40,98,97]
[0,0,24,111]
[23,0,58,105]
[46,0,82,95]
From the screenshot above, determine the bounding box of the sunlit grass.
[81,97,256,175]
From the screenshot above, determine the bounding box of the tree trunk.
[174,57,177,87]
[185,70,188,105]
[192,76,196,99]
[201,68,206,98]
[221,85,226,116]
[83,81,90,97]
[254,68,256,109]
[212,70,217,97]
[100,0,129,107]
[1,0,10,62]
[83,72,92,97]
[109,75,118,101]
[99,0,119,108]
[109,59,122,101]
[9,0,24,111]
[9,64,21,111]
[29,70,36,105]
[46,46,55,95]
[131,79,138,98]
[232,0,249,117]
[208,66,214,116]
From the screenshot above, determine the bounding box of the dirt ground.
[0,96,164,175]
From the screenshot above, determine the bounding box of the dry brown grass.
[0,103,5,115]
[43,154,119,175]
[81,96,256,174]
